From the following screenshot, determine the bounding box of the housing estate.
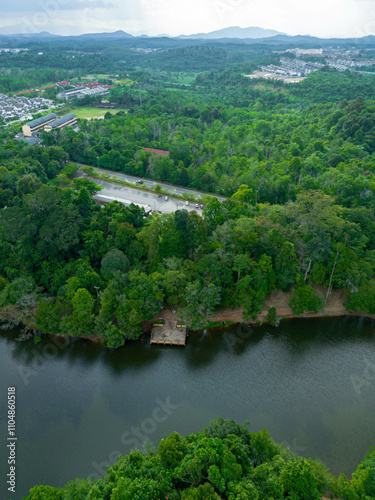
[0,93,52,121]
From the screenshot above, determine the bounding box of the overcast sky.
[0,0,374,38]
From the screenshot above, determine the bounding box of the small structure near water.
[151,319,187,346]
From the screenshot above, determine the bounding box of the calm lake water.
[1,316,375,499]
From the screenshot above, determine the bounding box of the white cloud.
[1,0,375,37]
[127,0,375,38]
[1,0,114,13]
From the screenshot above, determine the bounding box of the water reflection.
[0,316,375,500]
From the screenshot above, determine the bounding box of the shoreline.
[151,285,375,330]
[2,285,375,345]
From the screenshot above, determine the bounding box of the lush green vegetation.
[22,418,375,499]
[57,77,375,202]
[0,43,273,94]
[0,52,123,93]
[1,39,375,500]
[1,64,375,346]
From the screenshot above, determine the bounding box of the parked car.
[195,204,199,209]
[165,196,169,201]
[185,200,189,206]
[200,204,204,209]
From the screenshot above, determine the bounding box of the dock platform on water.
[151,319,187,346]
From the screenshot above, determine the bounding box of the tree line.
[1,68,375,345]
[23,418,375,499]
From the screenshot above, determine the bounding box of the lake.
[1,316,375,499]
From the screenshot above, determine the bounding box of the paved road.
[79,165,227,202]
[92,179,205,214]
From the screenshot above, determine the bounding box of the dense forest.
[22,418,375,499]
[1,38,375,500]
[0,44,276,94]
[1,64,375,346]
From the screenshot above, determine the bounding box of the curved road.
[92,179,206,214]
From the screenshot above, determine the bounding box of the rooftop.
[143,147,170,156]
[16,136,42,146]
[46,113,76,128]
[26,112,58,128]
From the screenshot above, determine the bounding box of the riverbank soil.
[212,285,375,324]
[146,285,375,330]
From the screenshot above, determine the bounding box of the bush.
[288,285,324,315]
[345,281,375,314]
[0,276,35,307]
[266,307,279,326]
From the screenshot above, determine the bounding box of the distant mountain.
[178,26,286,40]
[77,30,133,40]
[34,31,55,37]
[2,28,375,50]
[0,29,132,40]
[0,29,60,38]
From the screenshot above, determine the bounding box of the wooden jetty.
[151,319,187,346]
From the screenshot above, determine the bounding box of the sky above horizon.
[0,0,374,38]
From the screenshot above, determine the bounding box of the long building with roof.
[22,112,58,137]
[44,113,77,132]
[143,147,170,156]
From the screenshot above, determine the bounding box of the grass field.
[113,78,134,86]
[174,73,200,85]
[62,107,128,119]
[69,75,133,86]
